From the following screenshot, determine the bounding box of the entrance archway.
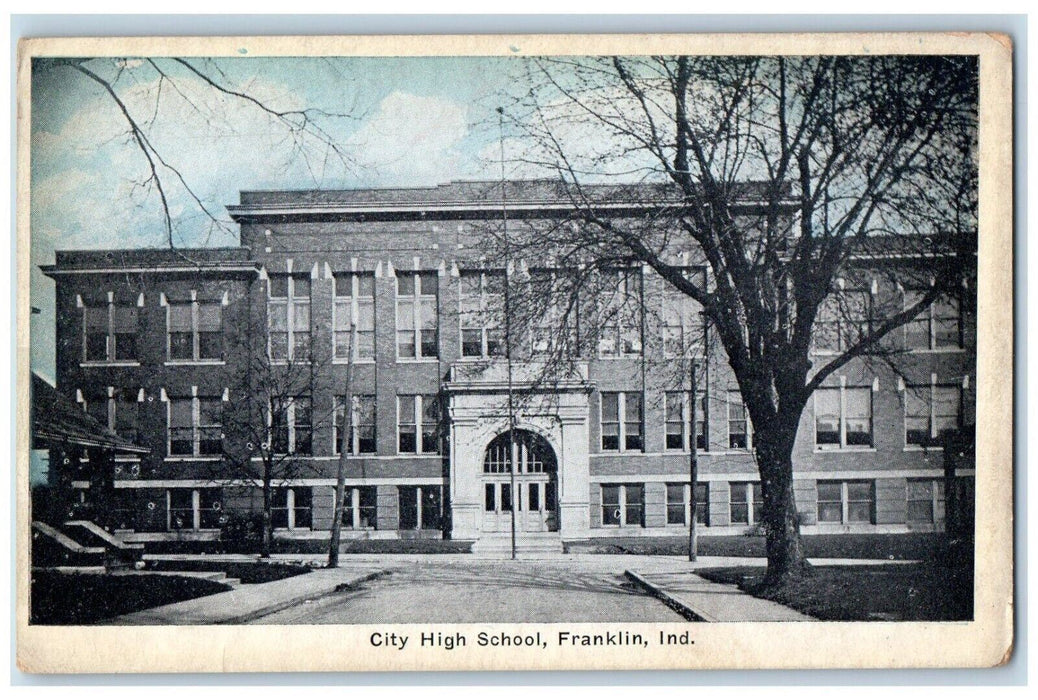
[481,429,559,533]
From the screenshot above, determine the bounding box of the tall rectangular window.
[729,482,763,525]
[666,391,707,451]
[113,388,140,444]
[624,393,643,450]
[81,391,109,428]
[666,482,708,526]
[460,270,505,358]
[168,398,194,456]
[601,483,645,527]
[396,271,438,359]
[399,485,442,530]
[167,490,196,530]
[397,395,439,454]
[727,391,751,450]
[333,272,375,360]
[340,486,378,529]
[601,393,620,451]
[197,397,223,455]
[815,287,871,353]
[600,392,643,452]
[268,274,311,361]
[167,395,223,456]
[905,291,963,350]
[817,480,874,524]
[165,486,220,529]
[270,395,311,455]
[167,299,222,361]
[335,395,377,455]
[814,386,873,449]
[907,479,945,524]
[271,487,313,530]
[662,270,707,358]
[905,384,962,447]
[598,269,643,358]
[529,269,580,357]
[82,298,138,362]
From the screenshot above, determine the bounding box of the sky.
[29,55,535,384]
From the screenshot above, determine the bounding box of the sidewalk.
[626,566,815,622]
[108,565,388,625]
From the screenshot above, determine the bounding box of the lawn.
[30,571,232,625]
[145,560,312,583]
[142,538,474,556]
[696,562,973,621]
[564,533,944,560]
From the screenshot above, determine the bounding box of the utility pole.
[328,321,355,568]
[688,359,699,562]
[498,106,518,561]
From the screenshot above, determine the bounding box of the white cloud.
[345,91,469,184]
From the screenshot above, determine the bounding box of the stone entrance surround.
[445,361,592,543]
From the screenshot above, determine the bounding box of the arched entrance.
[482,429,559,533]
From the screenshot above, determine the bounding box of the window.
[397,395,439,454]
[167,298,222,361]
[729,482,763,525]
[666,482,708,526]
[271,396,311,455]
[82,388,141,444]
[907,479,945,524]
[340,486,378,529]
[598,269,643,357]
[814,386,873,449]
[601,483,644,527]
[168,398,193,456]
[460,270,505,358]
[333,273,375,360]
[662,270,707,357]
[817,480,874,524]
[905,291,962,350]
[271,487,313,530]
[666,391,707,451]
[197,398,223,455]
[530,269,580,357]
[335,395,377,455]
[485,482,512,512]
[395,271,438,359]
[81,392,110,435]
[815,287,871,353]
[905,384,962,448]
[399,485,442,530]
[82,297,138,362]
[113,389,140,444]
[167,488,222,530]
[600,392,643,451]
[268,274,311,361]
[167,394,223,456]
[727,391,752,450]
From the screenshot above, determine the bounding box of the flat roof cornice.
[226,199,794,224]
[40,262,261,278]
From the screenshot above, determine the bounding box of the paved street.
[250,559,686,624]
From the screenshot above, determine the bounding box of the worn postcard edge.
[14,31,1014,673]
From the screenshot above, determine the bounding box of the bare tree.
[215,289,340,558]
[487,55,977,583]
[41,57,362,250]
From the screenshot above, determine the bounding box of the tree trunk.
[260,476,272,559]
[755,423,810,585]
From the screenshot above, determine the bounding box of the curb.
[217,570,389,625]
[624,570,711,623]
